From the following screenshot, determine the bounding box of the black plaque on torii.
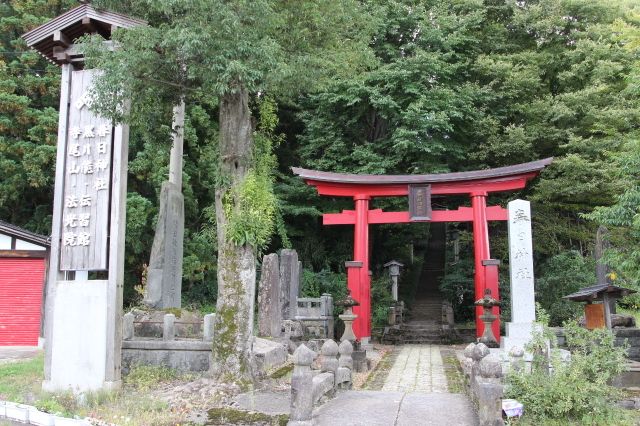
[409,184,432,221]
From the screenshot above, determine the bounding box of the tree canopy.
[2,0,639,333]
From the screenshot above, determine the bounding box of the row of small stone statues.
[462,342,571,426]
[288,339,354,426]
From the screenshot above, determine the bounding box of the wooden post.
[472,192,491,337]
[353,195,370,341]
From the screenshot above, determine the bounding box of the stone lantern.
[336,290,360,343]
[475,288,501,348]
[383,260,404,302]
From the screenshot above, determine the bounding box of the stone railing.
[294,294,334,339]
[121,312,215,373]
[288,339,354,426]
[123,312,216,342]
[121,312,287,375]
[462,343,505,426]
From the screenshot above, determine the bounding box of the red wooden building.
[0,221,50,346]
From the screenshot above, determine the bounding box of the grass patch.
[0,352,44,403]
[0,356,193,425]
[124,364,179,390]
[362,348,396,390]
[268,363,293,380]
[207,407,288,425]
[440,349,465,393]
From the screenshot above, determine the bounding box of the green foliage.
[223,97,285,250]
[506,311,629,424]
[535,251,595,326]
[585,140,640,286]
[0,352,43,403]
[0,0,76,232]
[371,276,394,328]
[300,268,347,302]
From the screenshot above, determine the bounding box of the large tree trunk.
[210,84,256,385]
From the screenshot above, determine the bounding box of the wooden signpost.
[60,70,113,271]
[23,4,144,392]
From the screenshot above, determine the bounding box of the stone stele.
[280,249,300,320]
[502,199,536,352]
[145,181,184,309]
[258,253,282,337]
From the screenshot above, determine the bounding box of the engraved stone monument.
[144,101,185,309]
[501,199,536,351]
[257,253,282,337]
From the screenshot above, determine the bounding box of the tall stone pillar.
[258,253,282,337]
[502,199,536,351]
[280,249,300,320]
[145,101,185,309]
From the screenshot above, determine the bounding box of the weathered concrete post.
[337,340,354,389]
[145,100,185,309]
[320,293,334,339]
[23,5,143,393]
[123,312,134,341]
[203,313,215,342]
[163,313,175,341]
[258,253,282,337]
[502,199,536,351]
[477,354,505,426]
[289,344,316,426]
[320,340,339,388]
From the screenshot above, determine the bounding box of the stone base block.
[46,280,113,393]
[501,322,536,352]
[253,337,288,374]
[352,350,368,373]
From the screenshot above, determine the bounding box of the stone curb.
[0,400,93,425]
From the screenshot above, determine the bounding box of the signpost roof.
[23,4,145,65]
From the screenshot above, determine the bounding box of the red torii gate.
[293,158,553,343]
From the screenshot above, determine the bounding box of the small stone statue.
[475,288,501,348]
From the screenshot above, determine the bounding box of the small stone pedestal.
[351,341,368,373]
[336,291,368,371]
[475,289,500,348]
[337,291,359,343]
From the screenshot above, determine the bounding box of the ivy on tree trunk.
[211,84,256,384]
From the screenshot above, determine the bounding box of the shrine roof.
[23,4,145,65]
[292,158,553,186]
[0,220,50,247]
[563,283,637,302]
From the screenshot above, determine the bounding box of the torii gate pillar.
[352,195,371,341]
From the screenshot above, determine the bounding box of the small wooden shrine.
[564,284,636,329]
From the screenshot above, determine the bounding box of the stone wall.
[552,327,640,361]
[121,311,287,375]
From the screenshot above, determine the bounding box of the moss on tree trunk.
[210,84,256,386]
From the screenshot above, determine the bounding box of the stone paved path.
[313,345,478,425]
[381,344,447,393]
